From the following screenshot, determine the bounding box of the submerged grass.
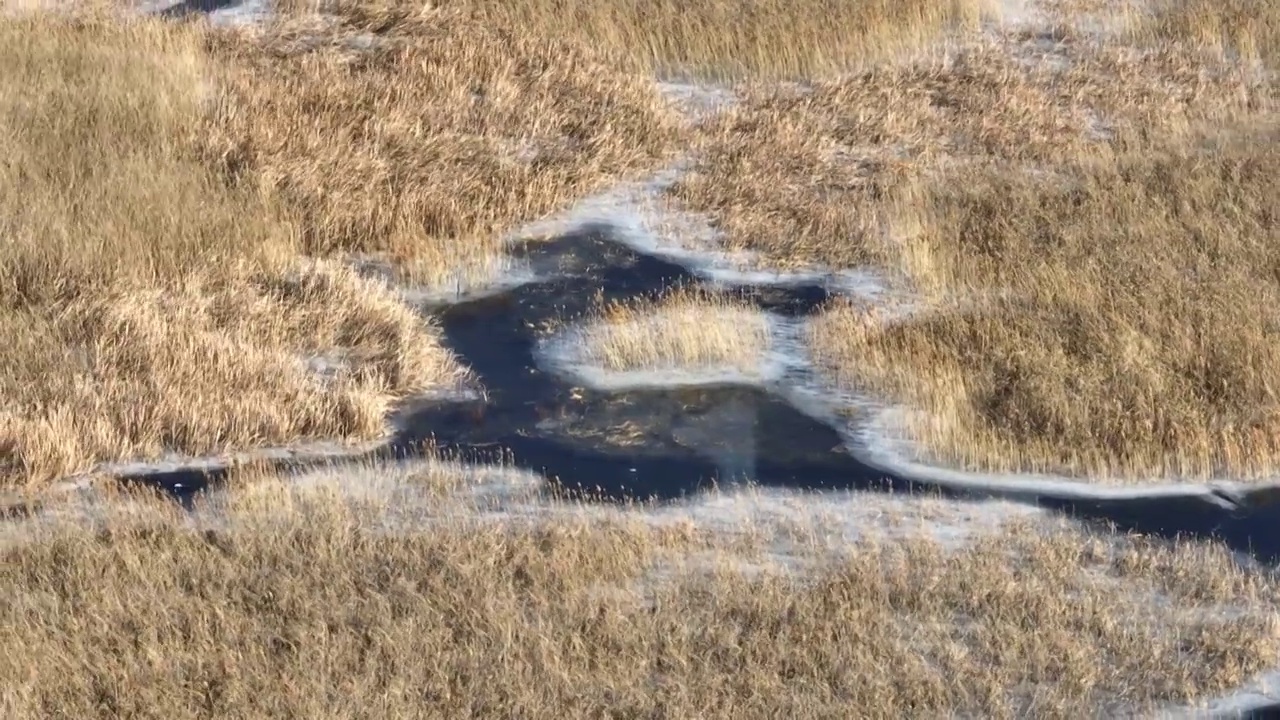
[2,474,1277,718]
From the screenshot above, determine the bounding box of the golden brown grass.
[565,287,772,376]
[204,2,681,290]
[1138,0,1280,69]
[0,0,686,489]
[280,0,996,82]
[665,6,1277,479]
[672,34,1266,271]
[811,128,1280,480]
[3,474,1277,718]
[0,12,472,488]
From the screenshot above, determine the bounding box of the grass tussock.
[570,287,773,375]
[1,260,468,485]
[2,478,1277,718]
[0,0,691,489]
[0,11,480,488]
[672,36,1264,272]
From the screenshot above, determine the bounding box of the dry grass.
[672,33,1266,271]
[2,474,1278,718]
[9,3,1279,717]
[565,287,773,376]
[811,127,1280,480]
[666,6,1277,479]
[0,12,472,488]
[204,2,681,291]
[1137,0,1280,69]
[279,0,996,82]
[0,0,688,489]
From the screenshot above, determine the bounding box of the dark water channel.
[87,224,1280,568]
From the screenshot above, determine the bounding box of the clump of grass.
[672,11,1273,480]
[570,287,773,376]
[2,0,691,490]
[671,36,1260,273]
[2,476,1276,718]
[1,259,471,486]
[286,0,998,82]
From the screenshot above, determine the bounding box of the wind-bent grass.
[561,288,773,377]
[2,474,1277,718]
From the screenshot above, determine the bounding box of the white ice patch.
[833,398,1279,502]
[648,486,1047,556]
[206,0,268,26]
[251,457,1046,561]
[399,262,541,308]
[350,253,541,309]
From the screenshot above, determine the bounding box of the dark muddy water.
[87,224,1280,566]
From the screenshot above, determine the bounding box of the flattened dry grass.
[2,477,1277,718]
[569,287,772,376]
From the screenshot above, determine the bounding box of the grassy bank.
[2,473,1276,718]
